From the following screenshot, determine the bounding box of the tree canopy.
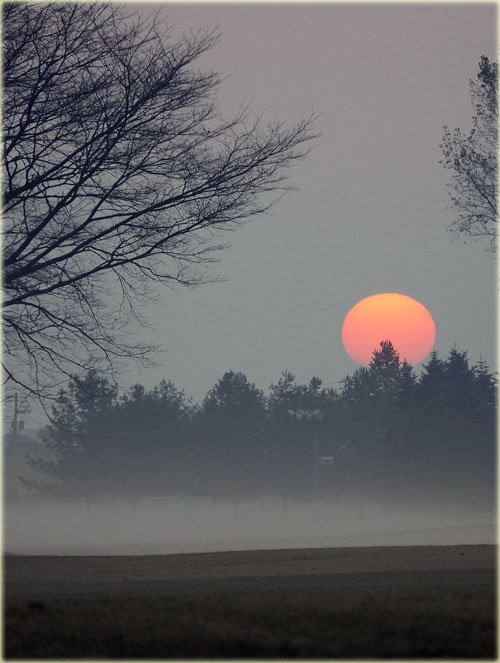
[22,343,496,507]
[440,56,497,252]
[3,3,317,396]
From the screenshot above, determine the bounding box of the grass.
[4,585,496,658]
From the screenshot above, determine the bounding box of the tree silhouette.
[17,350,495,503]
[415,348,496,505]
[197,371,267,495]
[114,380,192,495]
[440,56,497,251]
[23,370,118,497]
[338,341,419,494]
[3,3,317,396]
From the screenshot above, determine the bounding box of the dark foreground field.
[4,545,496,658]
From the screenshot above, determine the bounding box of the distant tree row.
[22,342,496,507]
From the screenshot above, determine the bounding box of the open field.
[4,544,497,658]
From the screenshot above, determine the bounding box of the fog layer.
[5,495,495,556]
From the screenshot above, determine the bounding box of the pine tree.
[24,370,118,497]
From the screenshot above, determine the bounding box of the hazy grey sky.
[124,2,497,400]
[16,2,491,422]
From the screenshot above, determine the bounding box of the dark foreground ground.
[4,544,497,658]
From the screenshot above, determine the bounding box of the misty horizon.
[3,2,496,559]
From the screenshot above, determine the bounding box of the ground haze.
[5,495,495,556]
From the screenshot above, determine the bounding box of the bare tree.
[440,56,497,252]
[3,3,317,397]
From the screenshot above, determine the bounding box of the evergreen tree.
[116,380,192,495]
[267,370,302,415]
[338,341,418,495]
[473,359,497,408]
[266,371,337,497]
[24,370,118,497]
[198,371,267,495]
[416,348,496,505]
[19,348,495,506]
[418,351,446,405]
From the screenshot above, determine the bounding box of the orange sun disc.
[342,293,436,366]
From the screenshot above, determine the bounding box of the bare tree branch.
[2,2,319,398]
[440,56,497,253]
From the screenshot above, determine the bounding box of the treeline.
[23,342,496,505]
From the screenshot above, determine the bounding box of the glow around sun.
[342,293,436,366]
